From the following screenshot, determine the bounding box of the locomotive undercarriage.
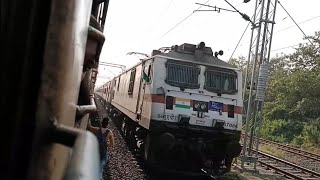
[148,121,241,172]
[106,103,241,173]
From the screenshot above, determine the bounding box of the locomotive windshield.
[204,66,237,94]
[165,60,200,89]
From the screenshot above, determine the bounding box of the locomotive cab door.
[136,61,153,129]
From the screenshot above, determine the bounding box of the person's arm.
[107,131,115,147]
[87,119,99,135]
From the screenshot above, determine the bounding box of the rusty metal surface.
[27,0,93,179]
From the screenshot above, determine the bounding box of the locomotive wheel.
[121,120,128,137]
[143,135,154,163]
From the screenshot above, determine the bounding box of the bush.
[292,135,304,146]
[302,119,320,147]
[261,119,304,143]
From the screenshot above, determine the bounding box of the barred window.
[128,68,136,95]
[165,60,200,89]
[204,67,237,94]
[117,76,121,91]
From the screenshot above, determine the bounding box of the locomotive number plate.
[195,119,205,125]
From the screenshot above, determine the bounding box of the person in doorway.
[87,117,114,179]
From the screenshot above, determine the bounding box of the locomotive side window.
[204,67,237,94]
[165,60,200,89]
[128,68,136,95]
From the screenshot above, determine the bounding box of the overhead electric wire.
[164,0,174,12]
[277,1,313,44]
[160,0,210,38]
[229,22,251,61]
[194,2,243,15]
[106,69,117,76]
[194,3,236,13]
[223,0,254,25]
[275,15,320,34]
[245,15,319,55]
[270,43,302,52]
[97,75,112,79]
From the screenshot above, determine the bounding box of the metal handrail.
[50,120,100,180]
[76,95,97,115]
[88,26,105,42]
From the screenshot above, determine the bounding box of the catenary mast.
[241,0,278,170]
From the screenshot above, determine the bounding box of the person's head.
[102,117,109,128]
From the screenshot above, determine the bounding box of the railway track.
[242,134,320,164]
[257,150,320,180]
[259,138,320,162]
[240,134,320,179]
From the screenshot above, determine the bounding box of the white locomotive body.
[97,42,242,171]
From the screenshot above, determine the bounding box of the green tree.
[228,56,247,71]
[261,119,304,143]
[231,31,320,147]
[261,31,320,145]
[288,31,320,71]
[302,119,320,147]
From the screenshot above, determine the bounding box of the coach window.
[113,79,117,87]
[117,76,121,91]
[128,68,136,95]
[145,64,152,83]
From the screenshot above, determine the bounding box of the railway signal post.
[241,0,278,171]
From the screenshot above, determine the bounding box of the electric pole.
[194,0,278,171]
[241,0,278,171]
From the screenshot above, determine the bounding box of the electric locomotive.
[98,42,242,171]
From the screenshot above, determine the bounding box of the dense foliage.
[230,31,320,148]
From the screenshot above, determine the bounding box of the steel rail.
[241,133,320,162]
[257,151,320,180]
[261,138,320,160]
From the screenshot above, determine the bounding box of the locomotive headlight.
[193,101,208,112]
[194,102,200,109]
[200,103,206,110]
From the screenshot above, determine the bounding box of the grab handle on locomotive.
[50,119,100,180]
[76,95,97,116]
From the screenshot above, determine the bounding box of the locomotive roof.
[152,43,238,69]
[97,43,240,89]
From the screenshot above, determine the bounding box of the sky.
[95,0,320,88]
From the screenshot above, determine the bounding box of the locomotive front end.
[149,42,243,171]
